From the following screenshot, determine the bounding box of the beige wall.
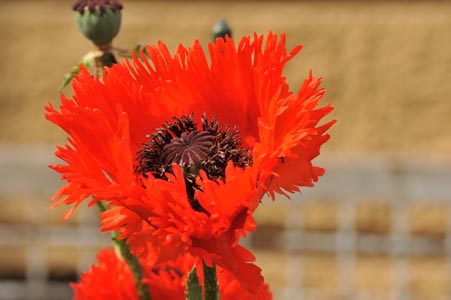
[1,1,450,159]
[1,3,450,298]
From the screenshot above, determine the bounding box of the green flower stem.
[186,267,202,300]
[96,201,151,300]
[112,232,151,300]
[186,262,219,300]
[96,200,108,212]
[203,261,219,300]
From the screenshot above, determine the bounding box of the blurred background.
[1,0,451,299]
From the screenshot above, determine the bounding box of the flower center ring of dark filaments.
[136,113,253,213]
[72,0,123,13]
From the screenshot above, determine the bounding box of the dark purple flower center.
[161,131,214,167]
[135,113,252,213]
[72,0,123,13]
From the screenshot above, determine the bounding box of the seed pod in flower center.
[160,131,215,167]
[72,0,123,47]
[136,114,253,212]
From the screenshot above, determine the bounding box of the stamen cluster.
[136,114,253,212]
[72,0,123,13]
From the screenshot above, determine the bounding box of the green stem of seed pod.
[94,50,117,77]
[96,200,108,212]
[92,42,144,297]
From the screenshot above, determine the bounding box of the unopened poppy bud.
[212,19,232,41]
[72,0,123,47]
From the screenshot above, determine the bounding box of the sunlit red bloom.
[72,249,189,300]
[218,265,272,300]
[72,249,136,300]
[72,248,271,300]
[46,32,334,291]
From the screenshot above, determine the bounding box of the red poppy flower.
[218,266,272,300]
[72,248,188,300]
[46,32,334,291]
[72,248,138,300]
[72,248,271,300]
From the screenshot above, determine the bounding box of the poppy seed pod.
[212,19,232,41]
[73,0,123,46]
